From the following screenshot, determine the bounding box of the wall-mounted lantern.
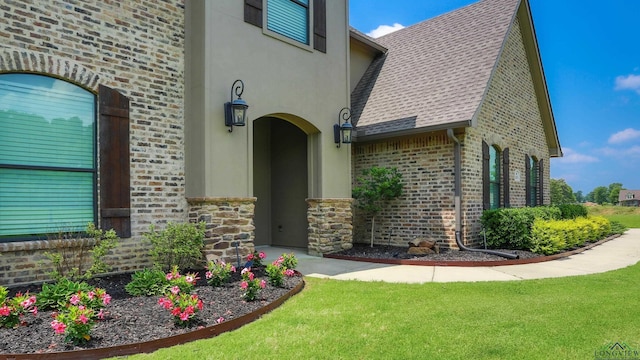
[334,107,353,148]
[224,79,249,132]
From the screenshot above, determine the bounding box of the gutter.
[446,129,518,260]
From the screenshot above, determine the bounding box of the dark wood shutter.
[525,155,531,206]
[482,141,490,210]
[244,0,263,27]
[313,0,326,53]
[99,85,131,238]
[538,158,544,206]
[502,148,510,208]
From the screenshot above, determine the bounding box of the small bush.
[557,204,588,219]
[146,222,206,271]
[481,207,561,250]
[529,216,612,255]
[125,269,170,296]
[609,220,628,235]
[530,219,567,255]
[36,279,94,311]
[205,260,236,287]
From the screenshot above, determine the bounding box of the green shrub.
[36,278,94,311]
[609,220,628,235]
[557,204,588,219]
[145,222,206,271]
[125,269,170,296]
[529,216,612,255]
[481,207,561,250]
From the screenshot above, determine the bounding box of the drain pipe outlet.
[446,129,518,260]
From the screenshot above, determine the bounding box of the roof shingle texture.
[351,0,521,136]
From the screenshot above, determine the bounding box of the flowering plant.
[247,250,267,267]
[240,268,266,301]
[265,254,297,287]
[165,266,199,294]
[51,287,111,344]
[205,260,236,287]
[0,287,37,328]
[158,287,204,326]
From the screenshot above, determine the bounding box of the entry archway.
[253,115,319,249]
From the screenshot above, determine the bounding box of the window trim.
[488,145,501,210]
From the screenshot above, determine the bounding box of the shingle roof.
[619,190,640,202]
[351,0,520,137]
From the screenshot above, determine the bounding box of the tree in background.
[550,178,576,205]
[574,190,584,203]
[608,183,623,205]
[589,186,609,205]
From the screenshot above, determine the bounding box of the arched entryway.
[253,115,318,249]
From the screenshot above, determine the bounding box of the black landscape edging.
[323,235,620,267]
[0,276,305,360]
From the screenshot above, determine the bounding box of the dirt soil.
[1,268,302,355]
[333,244,546,261]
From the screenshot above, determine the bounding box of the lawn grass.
[588,205,640,228]
[118,263,640,360]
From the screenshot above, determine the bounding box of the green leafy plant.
[44,222,119,281]
[609,220,628,235]
[205,260,236,287]
[50,287,111,344]
[0,288,37,328]
[279,253,298,270]
[352,167,404,247]
[481,206,562,249]
[125,269,170,296]
[36,278,94,311]
[240,268,265,301]
[266,254,298,287]
[145,222,206,271]
[247,250,267,267]
[164,266,199,294]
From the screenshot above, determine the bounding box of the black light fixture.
[224,79,249,132]
[334,107,353,148]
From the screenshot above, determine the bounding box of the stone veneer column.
[187,197,256,263]
[307,198,353,256]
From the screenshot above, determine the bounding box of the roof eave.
[354,120,472,143]
[349,28,388,54]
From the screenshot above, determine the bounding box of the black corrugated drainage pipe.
[446,129,519,260]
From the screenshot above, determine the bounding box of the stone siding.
[307,198,353,255]
[352,133,457,248]
[0,0,186,286]
[187,197,256,264]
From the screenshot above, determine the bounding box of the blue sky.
[349,0,640,195]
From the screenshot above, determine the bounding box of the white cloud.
[366,23,405,38]
[555,147,599,164]
[614,74,640,94]
[608,128,640,144]
[599,146,640,157]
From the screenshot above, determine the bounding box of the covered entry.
[253,115,318,249]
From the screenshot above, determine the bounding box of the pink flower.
[241,268,249,275]
[284,269,295,277]
[205,271,213,279]
[248,272,254,281]
[216,317,225,324]
[78,314,89,324]
[170,286,180,295]
[51,320,66,334]
[230,265,236,272]
[97,309,105,320]
[87,291,95,300]
[180,311,190,321]
[0,305,10,316]
[171,307,181,316]
[70,294,80,305]
[186,275,195,284]
[259,251,266,259]
[260,280,266,289]
[102,293,112,306]
[240,281,248,289]
[247,253,254,261]
[30,306,38,316]
[197,299,204,311]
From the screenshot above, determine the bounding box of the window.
[244,0,327,53]
[526,155,538,206]
[0,74,96,239]
[489,145,501,209]
[0,74,131,241]
[267,0,309,45]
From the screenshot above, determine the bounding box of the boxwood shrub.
[481,206,561,250]
[556,204,588,219]
[529,216,611,255]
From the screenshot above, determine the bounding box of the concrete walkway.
[259,228,640,283]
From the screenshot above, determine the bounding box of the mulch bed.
[1,268,303,356]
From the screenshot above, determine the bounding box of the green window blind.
[529,157,538,206]
[0,74,96,239]
[267,0,309,44]
[489,146,500,209]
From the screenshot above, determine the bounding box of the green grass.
[588,205,640,228]
[116,263,640,360]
